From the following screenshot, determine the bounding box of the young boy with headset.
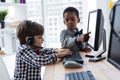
[14,20,71,80]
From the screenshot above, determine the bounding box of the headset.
[25,21,35,45]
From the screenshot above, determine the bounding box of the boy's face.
[63,12,80,30]
[33,35,44,47]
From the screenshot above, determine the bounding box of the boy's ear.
[78,18,80,23]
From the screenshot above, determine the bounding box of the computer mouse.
[63,61,83,68]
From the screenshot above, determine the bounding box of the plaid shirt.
[14,44,57,80]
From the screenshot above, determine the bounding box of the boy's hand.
[76,32,91,42]
[55,49,72,58]
[83,47,91,52]
[84,32,91,42]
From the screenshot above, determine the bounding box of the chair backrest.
[0,56,10,80]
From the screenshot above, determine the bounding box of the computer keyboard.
[62,51,83,68]
[65,71,96,80]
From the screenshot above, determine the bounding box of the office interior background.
[0,0,118,79]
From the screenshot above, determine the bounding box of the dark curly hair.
[63,7,79,18]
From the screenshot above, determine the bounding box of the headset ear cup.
[26,37,34,45]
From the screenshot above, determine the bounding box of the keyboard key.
[81,71,91,80]
[77,72,84,80]
[69,73,74,80]
[73,72,79,80]
[87,71,96,80]
[65,74,70,80]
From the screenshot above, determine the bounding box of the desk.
[43,52,120,80]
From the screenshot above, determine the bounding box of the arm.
[60,30,76,48]
[19,47,57,68]
[19,47,71,68]
[75,32,91,42]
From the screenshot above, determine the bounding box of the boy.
[60,7,91,51]
[14,20,71,80]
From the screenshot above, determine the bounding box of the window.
[26,0,87,48]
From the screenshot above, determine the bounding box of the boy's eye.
[66,19,69,22]
[71,18,75,21]
[65,18,76,22]
[38,36,43,39]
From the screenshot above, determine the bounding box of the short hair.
[17,20,44,45]
[63,7,79,18]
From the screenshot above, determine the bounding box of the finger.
[84,35,90,42]
[84,32,91,37]
[86,32,91,35]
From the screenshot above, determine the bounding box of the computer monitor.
[108,1,120,70]
[87,9,104,51]
[85,9,106,62]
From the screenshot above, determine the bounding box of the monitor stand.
[85,29,106,62]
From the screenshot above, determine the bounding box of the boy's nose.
[68,20,72,23]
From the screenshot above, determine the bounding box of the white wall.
[88,0,97,11]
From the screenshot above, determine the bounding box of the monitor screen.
[87,9,104,51]
[108,2,120,70]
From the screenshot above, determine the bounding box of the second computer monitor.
[87,9,104,51]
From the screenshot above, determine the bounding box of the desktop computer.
[85,9,106,62]
[108,0,120,70]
